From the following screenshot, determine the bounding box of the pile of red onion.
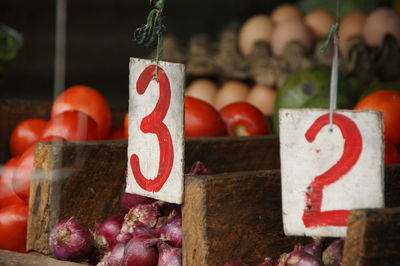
[49,193,183,266]
[223,238,345,266]
[48,161,213,265]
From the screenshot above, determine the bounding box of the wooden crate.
[26,137,281,258]
[23,140,400,266]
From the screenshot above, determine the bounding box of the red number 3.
[302,113,362,228]
[130,65,173,192]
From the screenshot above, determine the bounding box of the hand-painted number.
[302,113,362,228]
[130,65,173,192]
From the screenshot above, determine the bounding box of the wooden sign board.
[279,108,384,237]
[126,58,185,204]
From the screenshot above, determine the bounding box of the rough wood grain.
[342,207,400,266]
[184,135,280,174]
[27,140,127,254]
[0,250,82,266]
[384,164,400,208]
[183,170,308,266]
[0,99,51,163]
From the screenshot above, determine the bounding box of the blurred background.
[1,0,297,109]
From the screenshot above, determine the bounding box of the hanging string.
[133,0,166,81]
[320,0,340,130]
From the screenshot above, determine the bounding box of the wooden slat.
[184,135,280,173]
[27,140,127,254]
[183,170,308,266]
[0,250,82,266]
[342,207,400,266]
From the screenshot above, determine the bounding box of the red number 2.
[130,65,173,192]
[302,113,362,228]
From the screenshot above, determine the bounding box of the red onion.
[157,241,182,266]
[223,261,248,266]
[303,240,324,259]
[49,219,94,261]
[158,210,182,248]
[258,257,274,266]
[123,235,159,266]
[94,214,124,250]
[322,239,344,266]
[117,203,159,242]
[97,242,125,266]
[277,245,323,266]
[121,192,156,213]
[189,161,211,175]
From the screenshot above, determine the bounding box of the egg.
[238,15,274,56]
[271,18,314,56]
[214,81,249,110]
[271,4,303,24]
[304,9,336,39]
[364,8,400,47]
[185,79,218,105]
[246,85,277,115]
[339,10,368,54]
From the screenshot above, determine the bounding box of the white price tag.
[280,108,384,237]
[126,58,185,204]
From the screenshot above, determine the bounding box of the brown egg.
[304,9,336,38]
[271,4,303,24]
[271,18,314,56]
[214,81,249,110]
[339,10,368,54]
[185,79,218,105]
[238,15,274,56]
[364,8,400,47]
[246,85,277,115]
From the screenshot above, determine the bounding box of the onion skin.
[97,242,125,266]
[188,161,211,175]
[258,257,274,266]
[49,219,94,261]
[94,214,124,249]
[157,241,182,266]
[121,193,156,213]
[277,245,323,266]
[122,235,159,266]
[158,210,182,248]
[304,240,323,259]
[322,239,344,266]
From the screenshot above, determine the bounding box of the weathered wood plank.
[342,207,400,266]
[0,250,82,266]
[183,170,308,266]
[184,135,280,173]
[27,140,127,254]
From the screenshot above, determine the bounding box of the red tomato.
[109,127,127,140]
[51,85,112,139]
[0,204,28,253]
[124,112,129,139]
[42,111,99,141]
[385,141,400,164]
[219,102,269,136]
[185,96,226,137]
[9,118,48,157]
[13,136,65,200]
[0,157,26,209]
